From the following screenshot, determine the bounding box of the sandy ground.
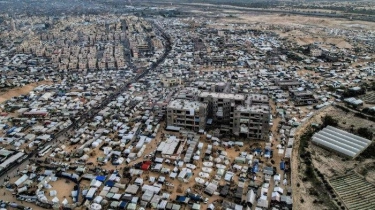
[291,105,333,210]
[26,114,289,210]
[291,105,375,210]
[0,81,53,104]
[326,104,375,134]
[215,12,375,30]
[46,179,75,204]
[204,11,375,50]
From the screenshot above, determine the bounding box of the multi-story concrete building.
[192,92,271,140]
[232,94,270,140]
[198,92,245,125]
[310,48,322,57]
[275,79,301,90]
[166,99,207,132]
[290,90,317,106]
[160,73,181,87]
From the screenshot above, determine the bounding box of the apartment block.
[290,90,317,106]
[166,99,207,132]
[198,92,245,125]
[160,73,181,87]
[232,94,270,140]
[195,92,271,140]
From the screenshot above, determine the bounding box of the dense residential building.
[166,91,271,140]
[290,90,318,106]
[198,92,245,125]
[166,99,207,132]
[160,73,181,87]
[232,94,270,140]
[275,80,301,90]
[310,48,322,57]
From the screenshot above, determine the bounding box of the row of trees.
[362,107,375,116]
[322,115,373,140]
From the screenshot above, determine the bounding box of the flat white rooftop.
[199,92,245,100]
[236,104,270,113]
[156,136,180,155]
[167,99,205,110]
[312,126,372,158]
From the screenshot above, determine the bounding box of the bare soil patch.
[0,81,53,104]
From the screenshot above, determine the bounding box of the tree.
[342,87,365,98]
[321,115,338,127]
[357,127,373,140]
[362,107,375,116]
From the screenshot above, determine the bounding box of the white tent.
[62,198,68,205]
[257,196,269,208]
[195,177,205,185]
[274,174,281,182]
[216,164,226,169]
[80,154,90,160]
[193,156,200,160]
[274,187,284,194]
[90,180,102,187]
[217,168,225,176]
[90,203,102,210]
[201,167,213,173]
[272,192,281,201]
[94,196,103,204]
[15,174,28,186]
[203,162,213,167]
[52,197,59,203]
[186,164,196,170]
[199,172,210,178]
[50,190,57,196]
[214,157,222,163]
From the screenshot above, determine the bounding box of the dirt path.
[291,105,332,210]
[0,81,52,104]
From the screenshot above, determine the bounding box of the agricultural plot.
[329,173,375,210]
[360,92,375,104]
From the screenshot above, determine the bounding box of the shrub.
[322,115,338,127]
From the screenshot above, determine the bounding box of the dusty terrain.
[290,105,332,210]
[0,81,53,104]
[291,105,375,210]
[206,12,375,51]
[214,11,375,30]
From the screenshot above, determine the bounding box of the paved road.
[0,21,172,186]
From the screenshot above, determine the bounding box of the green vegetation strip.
[299,126,339,210]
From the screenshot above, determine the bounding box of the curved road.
[0,20,172,185]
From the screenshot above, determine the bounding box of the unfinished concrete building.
[290,90,317,106]
[166,99,207,132]
[196,92,271,140]
[198,92,245,126]
[275,80,301,90]
[232,94,270,140]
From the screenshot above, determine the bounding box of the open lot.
[360,91,375,104]
[292,105,375,210]
[329,173,375,210]
[0,81,53,104]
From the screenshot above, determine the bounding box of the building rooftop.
[199,92,245,101]
[167,99,205,110]
[291,90,315,97]
[312,126,371,158]
[248,94,269,103]
[236,104,270,113]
